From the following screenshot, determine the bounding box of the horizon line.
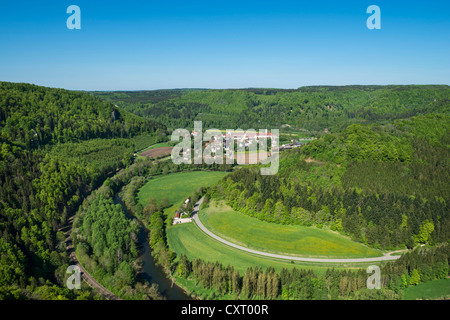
[2,80,449,92]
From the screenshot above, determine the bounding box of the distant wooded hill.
[92,85,450,132]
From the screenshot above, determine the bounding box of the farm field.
[402,279,450,300]
[140,146,173,159]
[138,142,172,154]
[198,200,383,259]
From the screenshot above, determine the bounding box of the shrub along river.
[114,194,191,300]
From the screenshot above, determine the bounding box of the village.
[175,128,321,164]
[176,129,277,163]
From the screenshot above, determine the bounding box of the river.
[113,194,191,300]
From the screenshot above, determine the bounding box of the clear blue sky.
[0,0,449,90]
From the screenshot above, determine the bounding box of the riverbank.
[114,194,193,300]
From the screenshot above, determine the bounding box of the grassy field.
[402,279,450,300]
[198,200,382,259]
[167,222,379,275]
[137,171,228,215]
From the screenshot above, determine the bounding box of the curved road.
[192,198,402,263]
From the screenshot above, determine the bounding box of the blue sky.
[0,0,449,90]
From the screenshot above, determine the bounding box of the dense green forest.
[0,82,164,299]
[71,165,164,300]
[92,85,450,132]
[74,194,141,295]
[207,113,449,250]
[0,82,165,147]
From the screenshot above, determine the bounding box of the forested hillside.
[93,85,450,132]
[0,82,165,299]
[208,113,449,250]
[0,82,166,147]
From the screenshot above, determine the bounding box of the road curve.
[191,198,402,263]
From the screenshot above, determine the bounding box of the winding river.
[114,195,191,300]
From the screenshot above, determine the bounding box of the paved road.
[191,198,402,263]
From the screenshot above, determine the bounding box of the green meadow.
[137,171,229,223]
[198,200,382,259]
[402,279,450,300]
[137,171,228,208]
[167,222,378,275]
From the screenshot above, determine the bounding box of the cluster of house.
[178,130,278,162]
[176,129,325,160]
[196,130,277,149]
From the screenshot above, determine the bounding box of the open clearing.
[198,200,382,259]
